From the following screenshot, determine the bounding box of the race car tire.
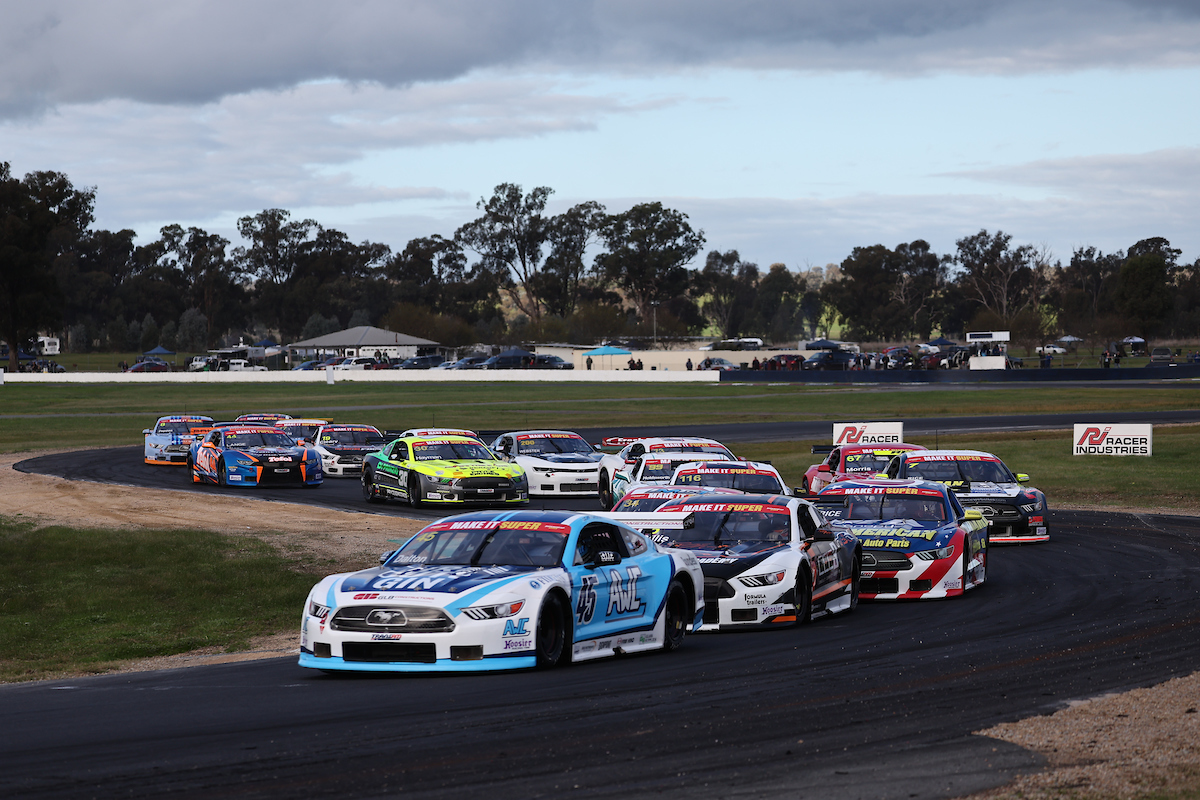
[795,567,813,625]
[191,467,200,484]
[361,471,386,504]
[217,458,227,487]
[800,477,810,494]
[534,593,568,668]
[407,474,423,508]
[848,556,861,612]
[598,470,612,510]
[663,580,689,652]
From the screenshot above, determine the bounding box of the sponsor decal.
[745,593,767,605]
[761,604,786,616]
[861,570,875,578]
[268,456,291,462]
[517,433,576,440]
[576,574,599,624]
[1072,424,1152,456]
[833,422,903,445]
[598,639,612,650]
[578,641,598,653]
[502,618,530,636]
[1035,527,1048,536]
[354,593,380,600]
[638,634,657,645]
[699,557,740,564]
[616,636,637,646]
[371,633,403,641]
[503,638,533,650]
[606,566,644,617]
[852,528,939,541]
[674,503,789,514]
[228,474,243,481]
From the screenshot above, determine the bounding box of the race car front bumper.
[527,467,601,496]
[959,500,1048,543]
[417,473,529,504]
[699,574,797,630]
[859,547,975,599]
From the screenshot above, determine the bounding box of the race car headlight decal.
[232,457,255,466]
[740,570,787,587]
[1020,493,1042,511]
[462,600,525,620]
[308,600,330,619]
[436,477,454,485]
[915,546,956,560]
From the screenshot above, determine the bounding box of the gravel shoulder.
[4,449,1198,799]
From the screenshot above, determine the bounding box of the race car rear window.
[614,493,690,512]
[224,431,297,448]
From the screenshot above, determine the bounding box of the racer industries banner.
[1073,424,1152,456]
[832,422,904,445]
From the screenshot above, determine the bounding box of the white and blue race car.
[489,430,603,497]
[143,414,213,465]
[299,509,704,672]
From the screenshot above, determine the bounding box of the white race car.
[274,418,331,445]
[668,460,793,496]
[598,437,736,508]
[489,430,603,497]
[634,493,862,630]
[298,509,704,672]
[312,423,388,477]
[606,452,736,509]
[143,414,213,465]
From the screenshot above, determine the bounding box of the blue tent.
[582,345,632,356]
[143,345,175,356]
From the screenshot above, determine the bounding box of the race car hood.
[414,459,524,478]
[239,446,305,460]
[832,519,956,552]
[322,444,380,456]
[338,563,541,596]
[660,542,786,579]
[520,452,601,465]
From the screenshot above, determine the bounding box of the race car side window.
[573,523,630,566]
[797,506,818,540]
[206,430,221,445]
[619,527,648,556]
[829,448,840,467]
[885,457,901,478]
[392,442,409,461]
[948,491,966,520]
[629,443,645,458]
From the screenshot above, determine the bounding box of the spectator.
[751,357,760,370]
[586,356,593,370]
[636,359,644,370]
[686,358,693,371]
[628,357,636,370]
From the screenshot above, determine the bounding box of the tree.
[953,229,1039,325]
[891,240,949,341]
[0,164,95,372]
[822,245,908,341]
[595,202,705,322]
[234,208,317,333]
[1117,251,1173,339]
[455,183,553,324]
[176,308,208,352]
[698,249,759,338]
[139,313,159,352]
[154,225,245,347]
[538,201,606,319]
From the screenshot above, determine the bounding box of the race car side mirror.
[142,429,151,435]
[379,550,396,564]
[960,509,984,522]
[1016,473,1030,483]
[809,528,836,542]
[587,550,623,569]
[817,464,831,473]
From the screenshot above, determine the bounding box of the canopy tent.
[143,345,175,356]
[805,339,841,350]
[925,336,957,347]
[255,338,277,348]
[1122,336,1146,343]
[582,345,632,356]
[1057,335,1083,343]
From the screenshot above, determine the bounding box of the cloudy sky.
[3,0,1198,269]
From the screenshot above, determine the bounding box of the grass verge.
[0,519,322,683]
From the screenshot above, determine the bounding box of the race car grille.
[460,477,512,490]
[342,643,437,663]
[958,501,1022,520]
[259,465,302,484]
[861,578,900,594]
[861,550,912,571]
[330,605,455,633]
[559,483,599,492]
[336,456,364,465]
[165,444,189,452]
[703,602,720,624]
[703,577,736,601]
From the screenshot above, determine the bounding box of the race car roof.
[818,477,951,497]
[659,491,799,510]
[156,414,213,423]
[837,443,927,455]
[673,461,777,475]
[502,430,588,439]
[318,424,381,432]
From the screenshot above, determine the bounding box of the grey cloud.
[4,1,1200,117]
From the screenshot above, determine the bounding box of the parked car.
[125,360,171,373]
[291,359,322,371]
[533,354,574,370]
[1035,345,1066,355]
[482,353,534,369]
[396,354,445,370]
[335,356,383,370]
[803,350,856,370]
[696,357,736,371]
[1150,347,1174,364]
[447,355,489,370]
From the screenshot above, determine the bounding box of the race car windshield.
[641,459,700,480]
[908,459,1014,483]
[321,428,381,445]
[843,453,892,472]
[412,442,495,461]
[667,508,791,545]
[844,494,948,522]
[652,444,731,456]
[516,436,593,456]
[674,472,784,493]
[224,431,298,448]
[156,421,206,435]
[391,527,566,567]
[281,424,321,439]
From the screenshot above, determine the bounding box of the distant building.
[286,326,439,362]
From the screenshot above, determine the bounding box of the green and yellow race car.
[361,434,529,507]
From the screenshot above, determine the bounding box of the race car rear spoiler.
[591,511,695,531]
[811,445,835,454]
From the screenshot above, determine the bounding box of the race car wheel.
[535,593,568,668]
[217,458,227,487]
[407,474,423,507]
[598,470,612,510]
[361,471,385,504]
[663,580,689,652]
[848,556,861,612]
[794,567,813,625]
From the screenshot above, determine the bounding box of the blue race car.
[143,414,214,465]
[299,509,704,672]
[191,424,323,487]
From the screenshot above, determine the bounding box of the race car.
[190,425,323,487]
[881,449,1049,544]
[669,460,792,495]
[396,428,483,442]
[298,509,705,672]
[489,430,603,497]
[803,443,928,493]
[311,423,388,477]
[612,485,743,512]
[361,433,528,506]
[143,414,214,465]
[606,451,735,509]
[636,493,861,630]
[275,418,331,444]
[236,413,293,423]
[598,437,736,508]
[816,478,989,600]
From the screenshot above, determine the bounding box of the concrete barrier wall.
[0,368,721,384]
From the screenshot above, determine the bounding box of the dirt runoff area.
[4,451,1199,799]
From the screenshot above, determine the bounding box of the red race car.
[802,443,927,493]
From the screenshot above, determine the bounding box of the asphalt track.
[7,421,1200,799]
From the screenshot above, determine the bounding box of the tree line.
[3,162,1196,373]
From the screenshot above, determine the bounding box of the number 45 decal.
[575,566,645,624]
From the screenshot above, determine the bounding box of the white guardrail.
[0,368,721,384]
